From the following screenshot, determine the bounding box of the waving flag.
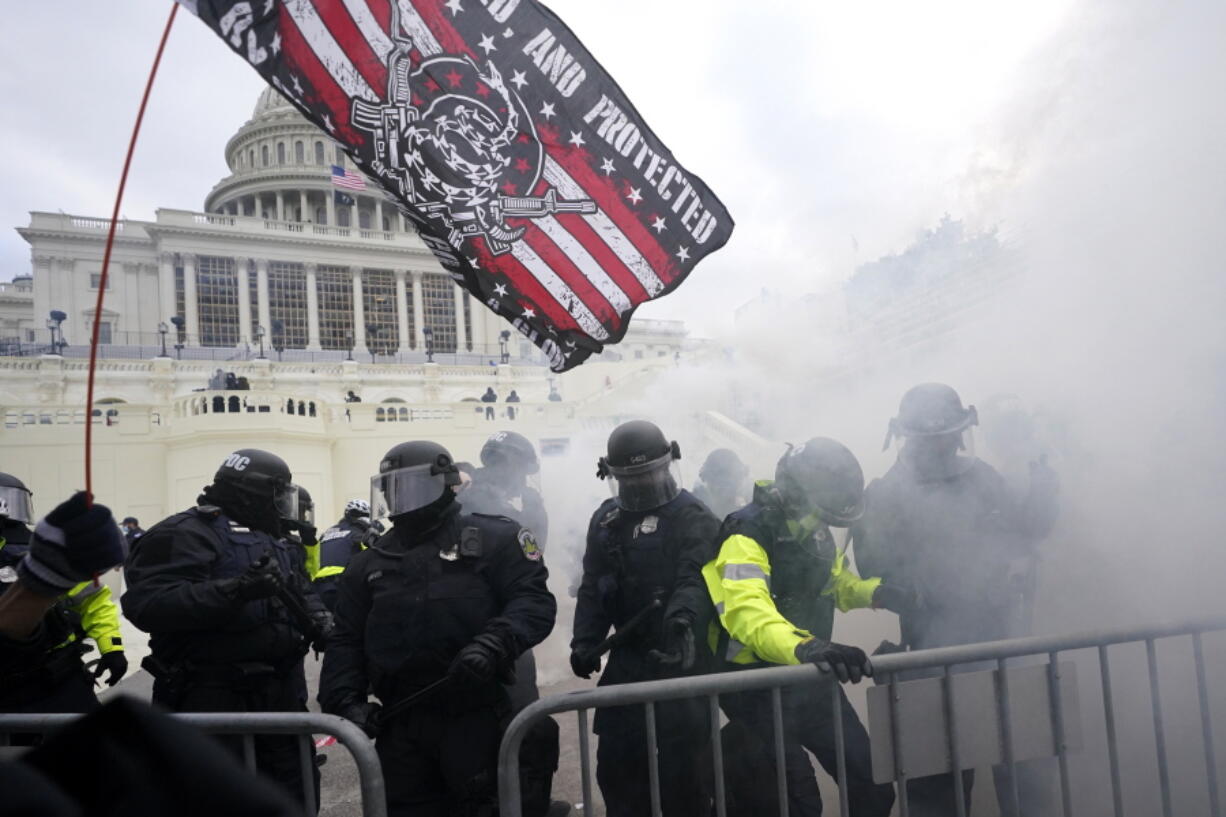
[180,0,733,371]
[331,163,367,190]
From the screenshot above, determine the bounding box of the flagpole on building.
[85,2,178,503]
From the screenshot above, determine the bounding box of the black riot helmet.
[205,449,296,534]
[597,420,682,512]
[0,472,34,525]
[372,440,460,523]
[699,448,749,488]
[295,485,315,527]
[774,438,865,527]
[885,383,979,479]
[480,430,540,476]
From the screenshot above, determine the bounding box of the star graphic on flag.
[322,113,335,133]
[494,283,508,296]
[478,34,497,54]
[500,181,518,195]
[425,77,441,93]
[291,74,303,95]
[540,102,556,120]
[626,187,643,205]
[270,31,281,55]
[600,157,615,175]
[523,307,537,319]
[651,216,667,233]
[569,131,586,147]
[510,70,528,90]
[445,69,464,88]
[676,246,691,262]
[514,158,531,173]
[445,0,463,15]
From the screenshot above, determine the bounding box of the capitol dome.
[203,89,396,232]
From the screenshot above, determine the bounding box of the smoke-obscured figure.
[692,448,751,520]
[852,383,1059,816]
[459,431,564,817]
[704,439,897,817]
[319,441,556,817]
[571,420,721,817]
[122,449,323,809]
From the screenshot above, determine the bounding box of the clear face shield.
[371,464,449,519]
[272,484,300,522]
[603,452,683,512]
[0,487,33,525]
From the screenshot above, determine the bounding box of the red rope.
[85,2,178,502]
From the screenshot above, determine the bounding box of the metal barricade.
[0,711,386,817]
[499,614,1226,817]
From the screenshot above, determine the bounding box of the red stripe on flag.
[367,0,392,33]
[546,146,682,287]
[411,2,478,60]
[314,0,389,93]
[278,7,368,146]
[475,244,582,334]
[521,225,624,329]
[553,211,652,304]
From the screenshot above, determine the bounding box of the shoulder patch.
[517,528,542,561]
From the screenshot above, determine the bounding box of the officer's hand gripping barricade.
[580,597,664,666]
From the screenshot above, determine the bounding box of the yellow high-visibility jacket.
[702,482,880,667]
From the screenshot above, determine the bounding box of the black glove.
[310,609,334,650]
[872,582,918,613]
[92,650,129,687]
[298,524,318,546]
[570,647,601,679]
[448,632,511,686]
[220,557,283,602]
[17,492,124,597]
[794,638,873,684]
[339,701,382,739]
[649,617,696,671]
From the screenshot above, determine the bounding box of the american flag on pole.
[178,0,733,371]
[331,164,367,190]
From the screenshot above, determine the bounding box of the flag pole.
[85,2,178,503]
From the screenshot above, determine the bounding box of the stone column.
[325,191,335,227]
[256,258,271,338]
[394,269,410,353]
[299,190,309,223]
[235,255,252,346]
[306,262,321,350]
[469,293,486,357]
[275,191,285,222]
[411,270,426,350]
[375,198,385,232]
[350,198,359,230]
[452,283,468,353]
[182,253,199,344]
[158,252,176,325]
[351,266,367,353]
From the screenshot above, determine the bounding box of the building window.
[25,329,36,342]
[294,141,304,163]
[362,268,398,355]
[337,208,351,228]
[267,261,308,349]
[315,141,324,164]
[248,149,254,168]
[420,273,458,353]
[89,273,110,289]
[359,209,371,229]
[261,145,270,166]
[336,145,344,165]
[96,322,113,345]
[277,142,286,164]
[196,255,240,347]
[174,260,186,340]
[248,264,259,339]
[315,206,327,225]
[317,265,353,350]
[463,291,472,351]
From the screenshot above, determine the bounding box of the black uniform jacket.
[318,507,556,713]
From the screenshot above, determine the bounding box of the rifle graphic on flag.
[179,0,733,371]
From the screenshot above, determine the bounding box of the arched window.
[315,141,325,164]
[228,396,241,413]
[382,215,391,231]
[336,146,345,165]
[261,145,269,166]
[308,402,317,417]
[277,142,286,164]
[297,401,306,415]
[375,407,386,422]
[286,399,295,414]
[213,396,225,413]
[315,206,327,225]
[294,141,304,163]
[358,209,371,229]
[248,149,254,168]
[337,208,351,227]
[399,407,410,421]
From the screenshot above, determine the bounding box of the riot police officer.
[705,439,897,817]
[692,448,751,520]
[0,486,125,720]
[570,420,721,817]
[283,485,321,581]
[319,441,556,817]
[852,383,1059,816]
[122,449,325,808]
[313,499,378,611]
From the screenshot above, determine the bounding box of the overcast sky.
[2,0,1080,334]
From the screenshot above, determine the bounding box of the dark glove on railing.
[569,647,601,679]
[339,701,382,739]
[18,492,124,597]
[795,638,873,684]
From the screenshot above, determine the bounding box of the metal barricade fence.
[0,711,386,817]
[499,614,1226,817]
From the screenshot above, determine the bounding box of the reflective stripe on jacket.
[66,580,123,654]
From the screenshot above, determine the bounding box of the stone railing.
[173,391,323,420]
[155,209,426,248]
